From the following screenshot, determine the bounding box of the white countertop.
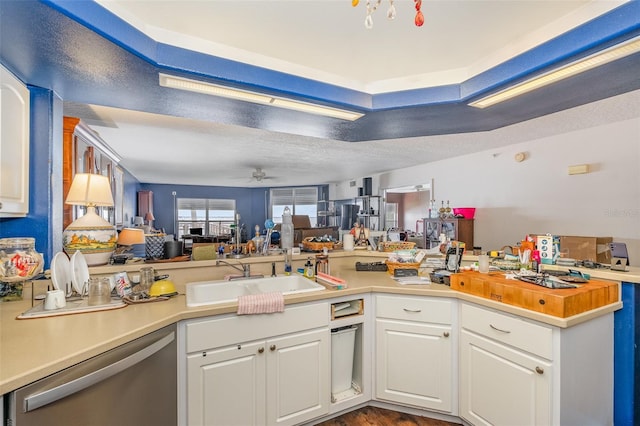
[0,251,635,395]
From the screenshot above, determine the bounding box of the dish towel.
[237,292,285,315]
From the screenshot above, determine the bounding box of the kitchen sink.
[186,275,325,307]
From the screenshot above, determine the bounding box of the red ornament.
[415,10,424,26]
[415,0,422,11]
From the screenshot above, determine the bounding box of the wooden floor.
[316,406,462,426]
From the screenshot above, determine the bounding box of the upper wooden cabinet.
[63,117,122,229]
[0,65,30,218]
[137,190,153,220]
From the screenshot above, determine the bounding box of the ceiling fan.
[251,167,272,182]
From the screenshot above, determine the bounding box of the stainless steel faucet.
[216,259,250,277]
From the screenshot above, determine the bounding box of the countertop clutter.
[0,251,635,395]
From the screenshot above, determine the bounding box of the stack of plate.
[51,251,90,295]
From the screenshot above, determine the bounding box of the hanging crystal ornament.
[414,0,424,26]
[364,0,381,29]
[355,0,422,28]
[387,0,396,20]
[365,11,374,28]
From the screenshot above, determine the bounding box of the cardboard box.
[559,236,613,263]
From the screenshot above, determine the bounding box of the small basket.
[385,260,421,275]
[378,241,416,252]
[302,237,334,252]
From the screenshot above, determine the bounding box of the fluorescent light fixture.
[159,74,272,103]
[469,36,640,109]
[270,98,364,121]
[159,73,364,121]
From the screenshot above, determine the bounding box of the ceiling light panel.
[270,98,364,121]
[159,73,364,121]
[469,36,640,109]
[159,73,272,103]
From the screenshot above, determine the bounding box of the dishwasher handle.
[24,331,175,412]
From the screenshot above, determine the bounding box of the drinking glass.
[138,267,154,295]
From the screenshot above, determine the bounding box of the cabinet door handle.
[535,366,544,375]
[270,345,276,351]
[443,331,450,338]
[489,324,511,334]
[258,347,264,354]
[403,308,422,313]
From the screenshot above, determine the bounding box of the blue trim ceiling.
[0,0,639,142]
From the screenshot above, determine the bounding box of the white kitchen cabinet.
[182,302,330,426]
[0,64,30,217]
[460,327,552,425]
[266,329,329,425]
[375,295,456,414]
[459,302,614,426]
[187,339,265,426]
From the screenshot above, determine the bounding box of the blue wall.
[141,184,272,239]
[141,183,329,240]
[615,283,640,426]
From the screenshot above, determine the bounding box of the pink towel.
[237,292,285,315]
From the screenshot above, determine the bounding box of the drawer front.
[461,302,553,359]
[185,302,329,352]
[376,295,453,324]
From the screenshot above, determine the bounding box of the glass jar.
[138,267,155,295]
[0,238,44,283]
[88,277,112,306]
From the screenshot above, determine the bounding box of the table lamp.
[117,227,146,259]
[144,211,155,231]
[62,173,117,266]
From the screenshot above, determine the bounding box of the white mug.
[44,289,66,310]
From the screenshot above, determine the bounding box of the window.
[177,198,235,237]
[270,187,318,226]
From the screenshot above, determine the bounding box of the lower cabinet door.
[375,318,453,412]
[187,341,266,426]
[460,329,552,426]
[266,328,330,426]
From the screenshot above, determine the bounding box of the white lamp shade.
[66,173,114,207]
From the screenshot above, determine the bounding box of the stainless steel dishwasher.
[7,324,176,426]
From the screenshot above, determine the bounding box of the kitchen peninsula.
[1,251,635,426]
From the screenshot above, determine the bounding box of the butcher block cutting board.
[449,271,619,318]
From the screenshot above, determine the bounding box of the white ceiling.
[67,0,627,187]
